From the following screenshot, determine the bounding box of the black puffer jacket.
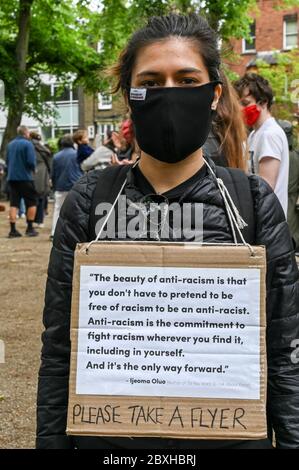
[36,163,299,449]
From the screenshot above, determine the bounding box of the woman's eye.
[140,80,159,88]
[181,78,199,85]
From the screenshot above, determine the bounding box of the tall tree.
[255,49,299,123]
[1,0,297,157]
[0,0,102,158]
[96,0,297,76]
[1,0,34,155]
[95,0,259,91]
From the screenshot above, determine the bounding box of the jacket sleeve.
[51,159,57,191]
[5,144,10,166]
[26,141,37,171]
[81,146,112,172]
[36,172,98,448]
[251,175,299,448]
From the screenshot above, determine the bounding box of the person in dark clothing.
[288,148,299,254]
[104,129,115,152]
[0,158,6,198]
[6,125,38,238]
[30,131,51,227]
[37,13,299,449]
[73,129,94,166]
[50,134,83,238]
[278,121,299,253]
[203,131,227,167]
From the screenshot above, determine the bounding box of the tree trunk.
[0,0,34,160]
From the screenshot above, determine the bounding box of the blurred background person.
[110,119,140,166]
[81,129,115,172]
[50,134,83,240]
[6,125,38,238]
[235,73,289,216]
[0,157,6,199]
[17,198,26,219]
[30,131,51,228]
[43,142,55,215]
[280,120,299,255]
[73,129,94,166]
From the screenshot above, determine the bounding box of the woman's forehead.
[132,37,207,75]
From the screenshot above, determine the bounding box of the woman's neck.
[138,149,205,194]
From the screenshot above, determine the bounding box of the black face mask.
[129,81,219,164]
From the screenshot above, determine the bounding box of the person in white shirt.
[235,73,289,216]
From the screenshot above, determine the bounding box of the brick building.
[79,1,299,145]
[229,0,299,76]
[78,88,126,146]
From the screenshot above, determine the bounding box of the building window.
[98,93,112,110]
[55,104,79,128]
[42,82,78,104]
[284,15,298,50]
[40,84,52,102]
[54,86,70,102]
[72,87,79,101]
[41,126,52,141]
[98,123,116,144]
[242,21,256,54]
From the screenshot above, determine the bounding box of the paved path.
[0,203,52,448]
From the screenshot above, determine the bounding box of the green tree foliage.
[0,0,297,154]
[96,0,298,73]
[0,0,262,153]
[274,0,299,8]
[0,0,102,156]
[0,0,103,109]
[93,0,263,102]
[255,49,299,138]
[97,0,258,72]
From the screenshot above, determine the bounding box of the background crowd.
[1,72,298,253]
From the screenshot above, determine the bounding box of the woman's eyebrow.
[176,68,203,74]
[136,68,203,77]
[136,71,161,77]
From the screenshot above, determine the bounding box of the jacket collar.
[125,155,217,203]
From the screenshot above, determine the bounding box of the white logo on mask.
[130,88,147,101]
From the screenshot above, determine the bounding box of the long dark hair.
[213,71,248,171]
[110,13,221,93]
[109,13,247,171]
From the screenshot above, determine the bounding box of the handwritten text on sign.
[77,266,260,399]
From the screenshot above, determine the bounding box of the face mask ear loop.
[203,158,254,256]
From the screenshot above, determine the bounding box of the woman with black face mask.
[36,13,299,449]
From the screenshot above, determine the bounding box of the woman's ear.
[211,83,222,110]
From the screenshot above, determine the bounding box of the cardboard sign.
[67,242,267,440]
